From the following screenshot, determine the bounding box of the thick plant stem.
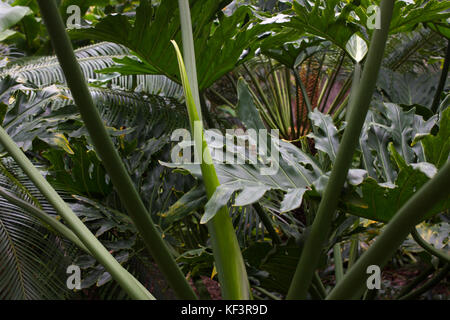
[0,127,153,300]
[176,0,250,299]
[37,0,196,300]
[431,40,450,113]
[172,40,250,299]
[327,161,450,299]
[286,0,394,300]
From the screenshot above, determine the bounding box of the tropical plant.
[0,0,449,301]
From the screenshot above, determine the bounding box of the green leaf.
[70,0,275,90]
[236,78,266,131]
[346,33,368,63]
[0,158,74,299]
[163,83,323,217]
[307,109,340,162]
[345,146,448,223]
[0,2,32,33]
[421,107,450,169]
[377,68,441,107]
[289,0,362,50]
[389,0,450,34]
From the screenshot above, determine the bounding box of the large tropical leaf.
[162,79,325,220]
[288,0,362,50]
[389,0,450,34]
[69,0,278,90]
[345,143,449,223]
[377,68,443,108]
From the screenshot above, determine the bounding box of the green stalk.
[37,0,196,300]
[172,40,250,299]
[0,127,153,300]
[286,0,394,300]
[344,63,361,122]
[411,228,450,263]
[174,1,250,299]
[327,161,450,299]
[333,243,344,283]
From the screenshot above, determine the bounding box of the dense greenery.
[0,0,448,300]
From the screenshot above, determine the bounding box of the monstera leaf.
[70,0,277,90]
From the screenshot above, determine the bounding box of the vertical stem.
[286,0,394,299]
[431,40,450,113]
[176,0,250,299]
[37,0,196,300]
[178,0,202,119]
[0,127,153,300]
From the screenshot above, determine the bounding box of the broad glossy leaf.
[377,68,441,107]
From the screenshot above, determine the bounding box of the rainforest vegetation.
[0,0,449,300]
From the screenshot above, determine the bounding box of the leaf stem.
[0,126,153,300]
[36,0,196,300]
[411,227,450,263]
[286,0,394,299]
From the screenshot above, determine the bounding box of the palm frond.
[0,158,76,300]
[0,42,183,99]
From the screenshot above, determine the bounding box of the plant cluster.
[0,0,449,300]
